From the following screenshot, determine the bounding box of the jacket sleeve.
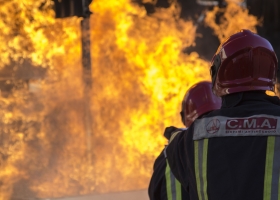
[148,149,167,200]
[165,129,189,191]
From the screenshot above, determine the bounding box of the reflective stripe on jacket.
[166,92,280,200]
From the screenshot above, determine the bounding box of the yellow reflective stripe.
[203,139,209,200]
[169,131,182,144]
[264,136,275,200]
[166,160,182,200]
[195,139,208,200]
[195,141,202,200]
[166,161,172,200]
[175,178,182,200]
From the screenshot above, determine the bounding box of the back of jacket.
[166,92,280,200]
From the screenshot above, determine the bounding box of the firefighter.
[165,29,280,200]
[148,81,221,200]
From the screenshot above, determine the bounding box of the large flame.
[204,0,259,42]
[0,0,259,199]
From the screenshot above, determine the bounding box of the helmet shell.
[210,29,278,96]
[182,81,222,127]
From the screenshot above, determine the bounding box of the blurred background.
[0,0,279,199]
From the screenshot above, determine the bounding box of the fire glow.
[0,0,258,199]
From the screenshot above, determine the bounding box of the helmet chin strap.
[222,92,244,108]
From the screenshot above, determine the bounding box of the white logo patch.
[193,114,280,140]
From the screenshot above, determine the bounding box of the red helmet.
[210,29,278,96]
[181,81,222,127]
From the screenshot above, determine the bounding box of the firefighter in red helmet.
[148,81,221,200]
[181,81,221,127]
[165,29,280,200]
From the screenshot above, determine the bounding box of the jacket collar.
[221,91,280,108]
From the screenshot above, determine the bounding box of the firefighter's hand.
[164,126,182,140]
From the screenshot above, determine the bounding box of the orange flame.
[204,0,259,42]
[0,0,259,199]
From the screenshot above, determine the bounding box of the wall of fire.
[136,0,280,63]
[0,0,279,95]
[136,0,280,91]
[0,0,279,199]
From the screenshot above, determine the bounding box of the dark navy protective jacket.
[149,131,190,200]
[166,91,280,200]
